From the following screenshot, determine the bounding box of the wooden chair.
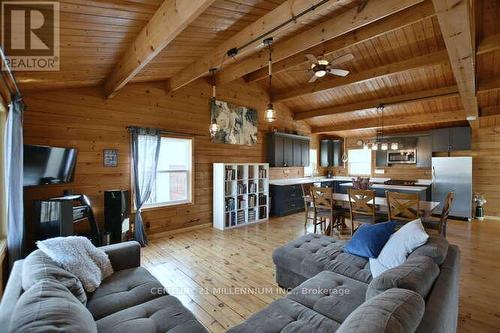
[311,187,344,236]
[386,191,420,225]
[301,183,316,229]
[422,192,454,237]
[348,189,385,235]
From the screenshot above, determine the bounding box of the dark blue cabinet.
[267,133,310,167]
[431,126,471,152]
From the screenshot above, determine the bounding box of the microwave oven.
[387,150,416,164]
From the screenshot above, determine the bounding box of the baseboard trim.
[148,223,212,240]
[484,215,500,221]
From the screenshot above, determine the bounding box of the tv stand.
[34,194,101,246]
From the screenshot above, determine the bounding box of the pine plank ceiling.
[11,0,500,137]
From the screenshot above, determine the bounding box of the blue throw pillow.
[343,221,396,258]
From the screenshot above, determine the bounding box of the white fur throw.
[37,236,114,293]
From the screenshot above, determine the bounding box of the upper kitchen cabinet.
[431,126,471,152]
[320,139,343,167]
[416,135,432,168]
[267,132,310,167]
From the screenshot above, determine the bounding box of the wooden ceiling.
[10,0,500,137]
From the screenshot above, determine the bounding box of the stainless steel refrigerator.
[432,157,473,220]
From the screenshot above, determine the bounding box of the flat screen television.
[23,144,78,187]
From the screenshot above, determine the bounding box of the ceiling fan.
[305,53,354,83]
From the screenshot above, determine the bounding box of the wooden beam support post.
[432,0,478,120]
[245,1,435,83]
[274,50,449,102]
[294,85,459,120]
[104,0,215,98]
[312,110,466,133]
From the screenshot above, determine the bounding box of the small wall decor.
[103,149,118,167]
[210,99,258,145]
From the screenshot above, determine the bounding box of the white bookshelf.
[213,163,269,230]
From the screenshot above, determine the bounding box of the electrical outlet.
[374,169,385,174]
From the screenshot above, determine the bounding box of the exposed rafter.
[477,33,500,55]
[273,50,449,102]
[165,0,339,93]
[214,0,425,87]
[104,0,215,98]
[312,110,466,133]
[294,85,459,120]
[432,0,478,119]
[245,1,435,83]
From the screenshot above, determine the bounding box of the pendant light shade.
[381,142,388,151]
[265,103,276,122]
[209,69,219,137]
[390,142,399,150]
[371,143,378,151]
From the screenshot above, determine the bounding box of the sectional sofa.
[229,233,460,332]
[0,241,207,333]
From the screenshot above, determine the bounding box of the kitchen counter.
[339,182,428,192]
[269,176,431,186]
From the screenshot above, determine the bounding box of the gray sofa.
[229,233,460,333]
[0,241,207,333]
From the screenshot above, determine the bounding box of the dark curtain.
[130,127,161,246]
[5,94,25,266]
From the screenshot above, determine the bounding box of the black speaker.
[104,190,130,244]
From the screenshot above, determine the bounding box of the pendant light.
[264,38,276,122]
[209,68,219,137]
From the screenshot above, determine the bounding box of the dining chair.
[311,187,344,236]
[386,191,420,225]
[348,189,386,235]
[422,192,454,237]
[301,183,316,229]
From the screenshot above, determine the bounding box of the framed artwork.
[103,149,118,167]
[210,99,258,145]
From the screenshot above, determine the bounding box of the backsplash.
[269,167,304,180]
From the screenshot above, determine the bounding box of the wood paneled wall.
[472,115,500,218]
[269,167,304,180]
[22,80,310,237]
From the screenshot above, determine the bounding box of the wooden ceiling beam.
[165,0,340,93]
[245,1,435,83]
[274,49,449,102]
[477,33,500,55]
[215,0,425,87]
[104,0,215,98]
[294,85,459,120]
[312,109,466,133]
[432,0,478,120]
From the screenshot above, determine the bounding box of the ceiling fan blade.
[330,53,354,66]
[308,74,318,83]
[305,54,318,63]
[329,69,350,77]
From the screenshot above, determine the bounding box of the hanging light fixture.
[390,142,399,150]
[369,104,399,151]
[209,68,219,137]
[264,37,276,122]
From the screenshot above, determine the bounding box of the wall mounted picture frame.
[210,99,258,146]
[103,149,118,167]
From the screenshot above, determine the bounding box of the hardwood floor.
[142,214,500,333]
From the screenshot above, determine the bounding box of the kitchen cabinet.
[320,139,343,167]
[267,132,310,167]
[270,184,305,216]
[431,126,471,152]
[375,150,388,167]
[416,135,432,168]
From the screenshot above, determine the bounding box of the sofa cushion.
[96,295,207,333]
[10,279,97,333]
[274,234,374,284]
[409,235,449,265]
[366,256,440,300]
[87,267,164,320]
[22,249,87,304]
[344,221,395,258]
[337,288,425,333]
[287,271,368,323]
[227,297,341,333]
[369,219,429,277]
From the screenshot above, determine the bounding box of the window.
[144,136,193,208]
[304,149,318,177]
[348,149,371,176]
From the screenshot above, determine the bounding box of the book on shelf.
[248,194,257,208]
[237,183,247,194]
[237,211,245,224]
[225,168,236,180]
[259,194,267,206]
[248,210,256,222]
[249,182,257,193]
[259,168,267,178]
[225,197,235,211]
[237,197,246,210]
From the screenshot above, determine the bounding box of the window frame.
[131,134,195,212]
[347,148,372,176]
